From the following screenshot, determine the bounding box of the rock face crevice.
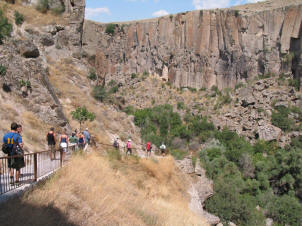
[83,0,302,89]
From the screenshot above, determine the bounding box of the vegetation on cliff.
[130,104,302,225]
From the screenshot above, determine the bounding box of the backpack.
[2,142,11,154]
[113,140,119,148]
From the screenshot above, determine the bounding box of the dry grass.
[0,0,68,26]
[0,153,208,226]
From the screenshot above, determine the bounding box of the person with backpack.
[59,129,69,162]
[146,141,151,157]
[69,132,78,151]
[113,137,119,150]
[126,139,132,156]
[160,143,166,156]
[2,122,24,185]
[46,127,57,160]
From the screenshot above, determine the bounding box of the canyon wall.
[83,0,302,89]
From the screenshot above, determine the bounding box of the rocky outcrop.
[177,157,220,225]
[83,0,302,90]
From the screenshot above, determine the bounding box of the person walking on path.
[83,128,90,151]
[59,129,69,162]
[160,143,166,156]
[126,139,132,156]
[2,122,24,185]
[69,132,78,152]
[78,132,85,150]
[146,141,151,157]
[113,137,119,150]
[46,127,57,160]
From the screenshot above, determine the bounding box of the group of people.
[112,137,166,157]
[113,138,133,156]
[46,127,91,161]
[1,122,92,185]
[2,122,24,185]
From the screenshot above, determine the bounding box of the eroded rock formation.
[83,0,302,89]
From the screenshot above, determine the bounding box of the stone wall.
[83,0,302,89]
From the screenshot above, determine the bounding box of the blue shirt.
[83,131,90,143]
[3,132,22,149]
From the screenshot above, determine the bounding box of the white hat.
[85,128,88,131]
[128,139,131,142]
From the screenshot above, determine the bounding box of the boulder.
[171,137,187,150]
[266,218,273,226]
[189,139,201,151]
[40,34,54,46]
[258,124,282,141]
[239,87,256,107]
[18,40,39,58]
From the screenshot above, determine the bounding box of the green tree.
[0,9,12,44]
[71,106,96,131]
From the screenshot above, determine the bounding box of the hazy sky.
[85,0,265,23]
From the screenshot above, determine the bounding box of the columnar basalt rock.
[83,0,302,89]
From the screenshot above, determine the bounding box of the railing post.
[34,153,37,182]
[60,149,63,167]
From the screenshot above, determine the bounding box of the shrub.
[14,11,24,25]
[267,195,302,226]
[87,69,97,80]
[271,110,294,132]
[131,73,137,79]
[123,105,135,115]
[0,65,7,76]
[50,5,65,15]
[0,9,12,44]
[170,149,187,160]
[105,23,116,35]
[177,101,184,110]
[288,78,300,90]
[19,79,31,88]
[108,79,117,87]
[36,0,49,14]
[109,85,118,94]
[71,106,95,131]
[92,85,107,102]
[235,82,244,90]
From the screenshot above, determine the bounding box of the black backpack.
[2,134,15,154]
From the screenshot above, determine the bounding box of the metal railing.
[0,150,64,195]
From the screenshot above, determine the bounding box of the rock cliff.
[83,0,302,89]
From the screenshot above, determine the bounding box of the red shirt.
[146,142,151,151]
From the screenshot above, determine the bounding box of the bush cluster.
[105,23,116,35]
[36,0,49,13]
[0,9,12,44]
[0,65,7,76]
[14,11,24,25]
[201,128,302,225]
[271,105,295,132]
[130,105,302,225]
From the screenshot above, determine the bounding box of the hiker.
[126,139,132,155]
[59,129,69,162]
[146,141,151,157]
[78,132,85,150]
[113,137,119,150]
[16,124,25,177]
[83,128,90,151]
[160,143,166,156]
[2,122,25,185]
[46,127,57,160]
[69,132,78,151]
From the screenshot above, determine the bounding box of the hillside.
[0,153,208,226]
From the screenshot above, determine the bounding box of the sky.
[85,0,265,23]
